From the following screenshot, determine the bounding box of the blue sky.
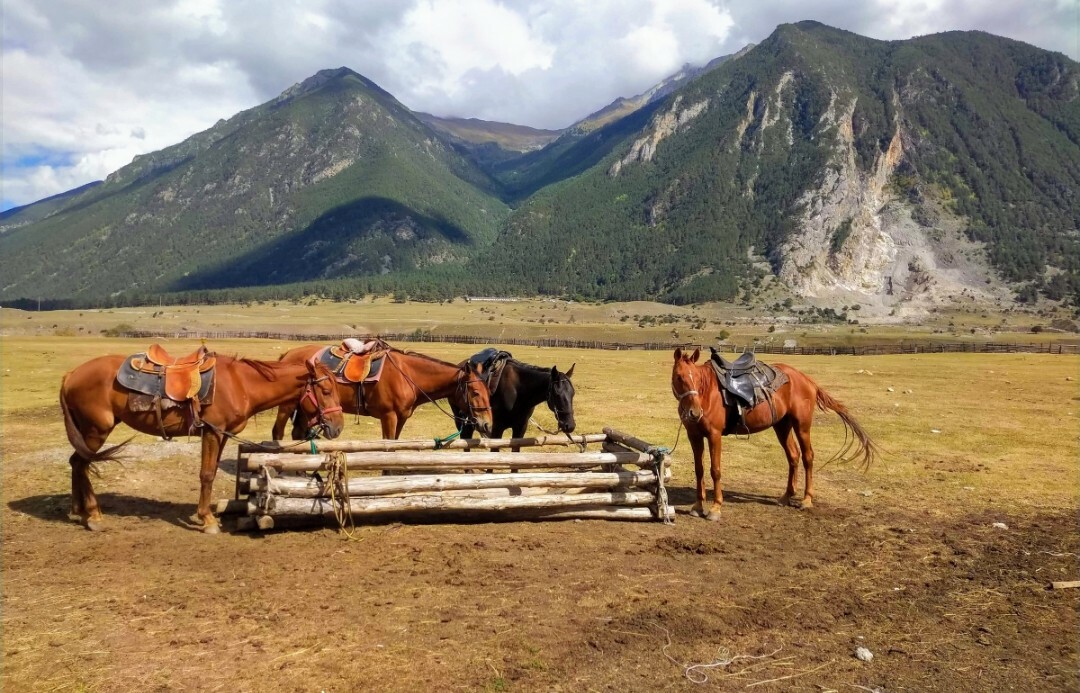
[3,0,1077,212]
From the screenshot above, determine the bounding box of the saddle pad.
[117,354,215,404]
[468,349,512,390]
[709,357,788,410]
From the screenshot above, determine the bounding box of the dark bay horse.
[452,357,577,443]
[60,353,345,533]
[272,344,493,440]
[671,347,878,519]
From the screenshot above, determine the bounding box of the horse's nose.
[562,419,576,434]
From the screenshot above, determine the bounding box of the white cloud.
[2,0,1076,208]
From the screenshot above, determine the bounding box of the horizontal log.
[239,433,608,454]
[214,498,256,515]
[244,450,654,473]
[262,490,657,517]
[249,469,666,498]
[239,504,674,530]
[604,427,663,454]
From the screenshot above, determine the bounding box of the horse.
[671,347,878,519]
[271,344,493,441]
[452,356,577,444]
[60,352,346,533]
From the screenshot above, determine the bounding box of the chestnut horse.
[671,348,878,519]
[60,354,345,533]
[272,344,493,440]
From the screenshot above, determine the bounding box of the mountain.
[468,23,1080,311]
[0,68,508,300]
[3,24,1078,313]
[570,45,754,134]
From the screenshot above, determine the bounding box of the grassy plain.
[1,304,1078,691]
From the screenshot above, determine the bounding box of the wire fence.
[116,330,1080,355]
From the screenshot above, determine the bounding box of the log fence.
[221,428,674,531]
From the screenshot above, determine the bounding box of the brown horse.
[60,353,346,533]
[671,347,878,519]
[272,344,493,440]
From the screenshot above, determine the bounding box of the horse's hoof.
[85,519,105,532]
[689,507,706,518]
[800,500,814,511]
[705,511,722,522]
[201,523,221,535]
[779,495,795,507]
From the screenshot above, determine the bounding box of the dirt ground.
[2,340,1078,692]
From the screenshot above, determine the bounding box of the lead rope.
[325,450,362,540]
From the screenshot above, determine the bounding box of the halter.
[298,374,342,437]
[456,372,491,428]
[546,374,575,432]
[672,368,703,421]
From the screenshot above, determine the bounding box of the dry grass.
[2,329,1077,692]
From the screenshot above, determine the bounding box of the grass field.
[2,315,1078,691]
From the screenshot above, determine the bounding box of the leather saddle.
[317,341,386,384]
[468,348,512,392]
[117,344,216,403]
[708,348,788,433]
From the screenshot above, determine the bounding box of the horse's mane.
[387,346,461,370]
[508,359,551,374]
[236,355,292,380]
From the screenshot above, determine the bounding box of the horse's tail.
[814,383,879,471]
[59,372,130,463]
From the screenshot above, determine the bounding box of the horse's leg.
[705,433,724,520]
[773,418,800,507]
[67,413,114,530]
[510,420,528,472]
[793,417,816,509]
[688,431,707,518]
[271,403,295,441]
[195,430,225,533]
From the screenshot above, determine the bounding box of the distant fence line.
[117,330,1080,355]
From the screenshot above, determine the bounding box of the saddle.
[468,348,512,393]
[317,341,386,384]
[118,345,216,403]
[708,348,788,434]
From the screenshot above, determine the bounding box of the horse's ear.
[565,363,575,379]
[690,348,701,363]
[305,357,318,375]
[674,348,683,362]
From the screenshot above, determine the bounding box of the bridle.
[456,371,491,429]
[672,367,702,421]
[546,375,575,432]
[298,373,342,437]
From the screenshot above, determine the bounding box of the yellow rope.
[324,450,363,540]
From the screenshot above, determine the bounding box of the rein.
[384,351,489,428]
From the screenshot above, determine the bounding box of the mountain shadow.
[170,196,478,291]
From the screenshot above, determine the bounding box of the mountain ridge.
[2,22,1077,314]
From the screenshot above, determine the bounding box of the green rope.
[433,428,462,450]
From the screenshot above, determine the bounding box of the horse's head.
[547,364,577,434]
[457,362,493,436]
[297,359,345,439]
[672,348,704,422]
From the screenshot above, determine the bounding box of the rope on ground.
[652,622,783,684]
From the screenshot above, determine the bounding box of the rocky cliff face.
[777,92,1009,318]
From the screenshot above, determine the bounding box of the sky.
[2,0,1077,211]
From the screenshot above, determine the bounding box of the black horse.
[452,350,576,444]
